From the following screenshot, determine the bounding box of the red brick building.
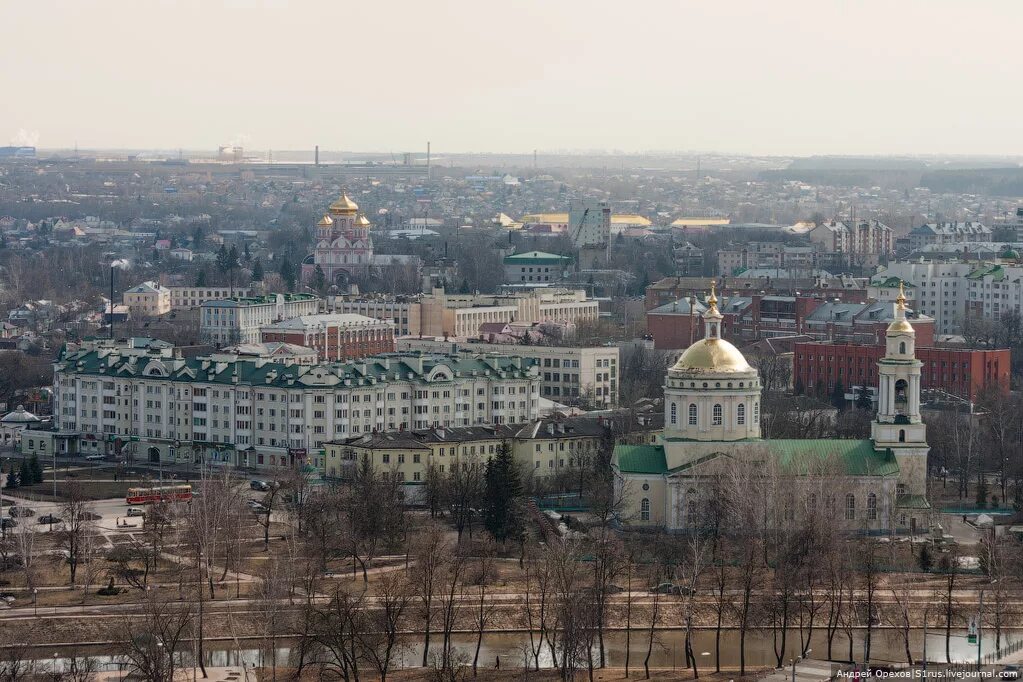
[260,313,395,362]
[793,341,1010,401]
[647,294,934,350]
[644,275,867,310]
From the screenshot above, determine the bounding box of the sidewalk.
[759,659,840,682]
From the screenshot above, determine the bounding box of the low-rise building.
[169,286,253,310]
[503,251,572,284]
[200,293,321,345]
[123,281,171,318]
[261,313,395,361]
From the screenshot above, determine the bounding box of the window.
[688,404,697,425]
[845,494,855,520]
[670,402,677,425]
[712,404,722,426]
[640,498,650,521]
[899,341,906,354]
[867,493,877,521]
[753,402,760,424]
[737,403,745,425]
[898,429,906,443]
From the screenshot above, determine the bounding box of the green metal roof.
[873,276,914,289]
[615,444,667,474]
[764,439,900,477]
[966,264,1006,281]
[896,494,930,509]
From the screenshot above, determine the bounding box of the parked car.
[126,507,145,518]
[37,514,60,525]
[8,506,35,518]
[649,582,691,595]
[84,454,105,461]
[0,519,16,530]
[250,480,270,491]
[1000,665,1021,680]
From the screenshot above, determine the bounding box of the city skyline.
[4,0,1023,156]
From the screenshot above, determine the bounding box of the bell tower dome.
[871,281,929,497]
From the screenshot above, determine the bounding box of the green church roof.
[615,444,667,474]
[764,439,900,477]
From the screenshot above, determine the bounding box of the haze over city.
[4,0,1023,156]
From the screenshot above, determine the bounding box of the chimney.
[314,145,319,166]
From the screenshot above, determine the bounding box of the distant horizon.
[5,1,1023,156]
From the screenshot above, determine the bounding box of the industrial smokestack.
[314,145,319,166]
[427,141,431,178]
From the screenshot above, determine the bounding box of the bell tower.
[871,282,928,497]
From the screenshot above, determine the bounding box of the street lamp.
[791,655,804,682]
[32,588,37,617]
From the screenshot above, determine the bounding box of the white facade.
[169,286,253,310]
[123,281,171,317]
[51,339,541,468]
[201,294,321,345]
[396,338,619,406]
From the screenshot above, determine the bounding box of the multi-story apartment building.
[333,288,599,339]
[38,338,541,469]
[909,222,993,252]
[396,338,619,406]
[123,281,171,317]
[503,251,572,284]
[260,313,395,361]
[716,242,820,277]
[322,416,615,482]
[794,341,1010,401]
[874,261,1023,335]
[201,293,321,345]
[644,275,867,311]
[807,220,894,267]
[169,286,253,310]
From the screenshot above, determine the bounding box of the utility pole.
[109,265,115,340]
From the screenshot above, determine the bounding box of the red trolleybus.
[125,485,193,505]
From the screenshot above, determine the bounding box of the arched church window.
[844,494,855,520]
[712,404,723,425]
[899,341,906,354]
[640,498,650,521]
[688,404,697,425]
[670,402,677,425]
[737,403,746,425]
[895,379,908,404]
[898,429,905,443]
[867,493,877,520]
[687,500,698,525]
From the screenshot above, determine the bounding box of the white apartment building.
[397,338,620,406]
[875,261,1023,335]
[45,338,541,470]
[201,293,321,345]
[909,222,993,252]
[169,286,253,310]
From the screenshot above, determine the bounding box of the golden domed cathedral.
[613,282,931,533]
[302,191,376,286]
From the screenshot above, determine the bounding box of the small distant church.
[613,283,930,533]
[301,192,418,288]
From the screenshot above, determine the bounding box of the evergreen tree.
[976,478,990,508]
[278,258,297,290]
[483,440,523,543]
[312,265,327,294]
[3,463,16,489]
[195,269,208,287]
[856,385,872,410]
[918,543,934,573]
[251,258,264,281]
[830,380,846,410]
[19,459,31,487]
[29,454,42,485]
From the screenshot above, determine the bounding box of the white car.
[126,507,145,517]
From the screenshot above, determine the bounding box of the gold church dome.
[317,214,334,226]
[673,337,753,373]
[355,213,371,227]
[329,192,359,214]
[887,318,914,334]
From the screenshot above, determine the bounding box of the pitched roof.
[763,439,899,477]
[616,444,667,474]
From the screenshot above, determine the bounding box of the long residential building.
[34,338,541,470]
[200,293,321,345]
[396,337,619,407]
[909,221,992,252]
[333,288,599,339]
[124,282,254,318]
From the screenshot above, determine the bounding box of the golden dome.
[888,319,914,334]
[355,213,371,227]
[673,337,753,373]
[329,192,359,214]
[317,214,334,226]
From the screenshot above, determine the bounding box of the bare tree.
[117,590,193,682]
[359,571,412,682]
[468,539,499,676]
[412,524,449,668]
[56,481,95,584]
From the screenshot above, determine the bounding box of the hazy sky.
[3,0,1023,156]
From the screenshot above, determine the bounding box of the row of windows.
[669,401,758,426]
[639,491,881,523]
